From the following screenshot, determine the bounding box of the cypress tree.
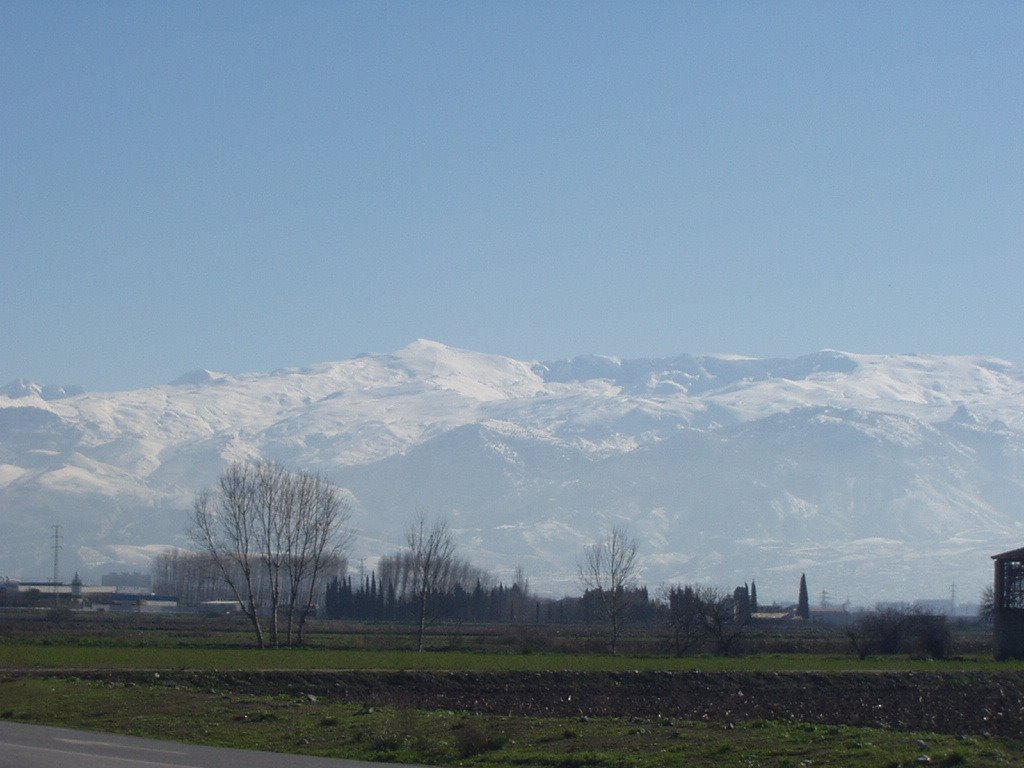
[324,576,339,618]
[471,578,485,621]
[734,585,751,624]
[750,581,758,613]
[386,582,397,621]
[797,573,810,620]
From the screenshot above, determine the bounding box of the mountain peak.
[386,340,545,400]
[404,338,453,351]
[169,369,228,387]
[0,379,40,399]
[945,404,983,427]
[1,379,85,401]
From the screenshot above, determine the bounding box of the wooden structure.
[992,547,1024,659]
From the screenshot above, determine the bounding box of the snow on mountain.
[1,379,85,401]
[168,369,231,387]
[2,341,1023,604]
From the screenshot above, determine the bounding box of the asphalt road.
[0,721,435,768]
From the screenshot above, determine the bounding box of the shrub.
[906,612,952,659]
[847,607,951,658]
[454,722,507,757]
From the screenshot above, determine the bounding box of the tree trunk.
[296,607,308,646]
[417,588,429,652]
[249,611,264,647]
[268,579,280,647]
[284,593,296,646]
[246,594,265,648]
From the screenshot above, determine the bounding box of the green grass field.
[2,640,1023,673]
[0,676,1018,768]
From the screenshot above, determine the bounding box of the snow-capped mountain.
[2,339,1023,604]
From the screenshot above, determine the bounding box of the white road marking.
[55,735,188,755]
[0,740,207,768]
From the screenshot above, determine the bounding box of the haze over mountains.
[2,339,1023,605]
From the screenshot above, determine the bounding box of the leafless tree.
[191,463,265,645]
[979,584,995,625]
[254,461,289,646]
[697,585,746,654]
[404,515,458,651]
[847,606,952,659]
[579,525,640,654]
[508,564,530,623]
[377,549,484,602]
[663,583,705,656]
[282,470,352,644]
[190,460,352,647]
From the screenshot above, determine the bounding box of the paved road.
[0,721,435,768]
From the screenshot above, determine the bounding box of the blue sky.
[2,2,1022,391]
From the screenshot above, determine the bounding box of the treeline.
[326,576,655,625]
[321,570,767,656]
[156,526,760,656]
[324,575,539,623]
[152,549,233,606]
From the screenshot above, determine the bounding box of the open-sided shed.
[992,547,1024,659]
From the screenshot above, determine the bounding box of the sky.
[2,2,1022,392]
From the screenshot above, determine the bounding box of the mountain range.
[3,339,1023,605]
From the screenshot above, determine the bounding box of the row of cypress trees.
[323,572,811,627]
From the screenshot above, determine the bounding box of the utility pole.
[51,525,62,607]
[950,582,957,616]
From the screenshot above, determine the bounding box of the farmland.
[2,611,1023,767]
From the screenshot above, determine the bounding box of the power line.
[51,525,62,607]
[51,525,61,585]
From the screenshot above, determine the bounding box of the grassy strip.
[0,676,1015,768]
[2,642,1024,672]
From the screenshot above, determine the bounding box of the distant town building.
[1,580,116,598]
[101,571,153,592]
[0,577,176,612]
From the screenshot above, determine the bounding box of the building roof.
[992,547,1024,561]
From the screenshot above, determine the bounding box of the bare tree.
[191,463,267,647]
[405,515,458,651]
[979,584,995,625]
[253,461,288,646]
[579,525,640,654]
[847,606,952,659]
[697,586,746,654]
[190,460,352,647]
[283,470,352,644]
[663,584,704,656]
[509,565,530,623]
[377,543,485,628]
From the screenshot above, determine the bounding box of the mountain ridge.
[2,340,1023,604]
